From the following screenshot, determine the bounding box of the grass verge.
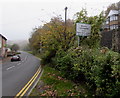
[29,66,88,97]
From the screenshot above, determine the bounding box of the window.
[115,25,118,29]
[106,20,109,24]
[110,24,118,30]
[110,25,113,30]
[110,16,113,21]
[110,15,118,21]
[114,15,118,20]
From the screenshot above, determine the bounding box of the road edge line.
[20,69,41,96]
[15,66,41,97]
[27,69,44,97]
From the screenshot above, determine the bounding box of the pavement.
[0,57,10,64]
[2,51,41,97]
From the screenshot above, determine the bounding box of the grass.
[26,51,33,54]
[29,66,87,97]
[26,51,42,59]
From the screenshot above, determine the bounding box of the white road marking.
[17,63,21,65]
[24,56,28,61]
[6,66,15,70]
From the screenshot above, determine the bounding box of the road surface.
[2,51,41,96]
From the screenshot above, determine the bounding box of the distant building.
[0,34,7,59]
[103,10,119,31]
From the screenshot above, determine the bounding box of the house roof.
[107,10,118,17]
[0,34,7,40]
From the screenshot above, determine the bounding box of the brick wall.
[0,35,7,58]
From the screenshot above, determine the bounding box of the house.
[101,10,120,52]
[0,34,7,59]
[103,10,119,31]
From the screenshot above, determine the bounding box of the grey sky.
[0,0,119,40]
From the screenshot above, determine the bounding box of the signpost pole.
[78,36,80,47]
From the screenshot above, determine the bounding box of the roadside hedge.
[47,47,120,97]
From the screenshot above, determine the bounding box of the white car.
[11,55,21,62]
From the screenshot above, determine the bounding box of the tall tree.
[75,9,105,48]
[29,16,75,52]
[11,44,19,52]
[105,1,120,16]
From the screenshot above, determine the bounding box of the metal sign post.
[78,36,80,46]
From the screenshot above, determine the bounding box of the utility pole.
[118,4,120,30]
[64,7,68,41]
[65,7,68,27]
[63,7,68,50]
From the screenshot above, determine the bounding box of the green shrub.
[41,49,56,65]
[52,50,75,80]
[91,54,120,96]
[72,48,120,97]
[40,45,120,97]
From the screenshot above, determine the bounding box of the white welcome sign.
[76,23,91,36]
